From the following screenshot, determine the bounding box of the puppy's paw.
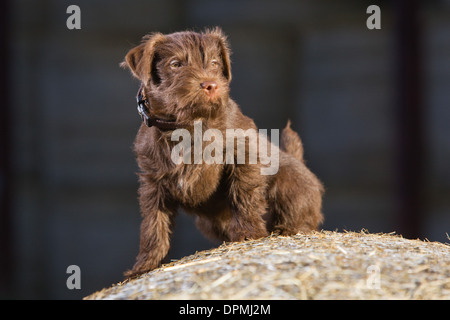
[123,269,144,280]
[123,261,161,279]
[228,218,269,242]
[272,226,298,237]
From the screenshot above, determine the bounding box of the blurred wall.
[4,0,450,298]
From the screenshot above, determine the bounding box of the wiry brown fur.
[122,28,324,278]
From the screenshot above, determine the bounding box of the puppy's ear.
[121,33,165,85]
[207,27,232,82]
[121,43,145,80]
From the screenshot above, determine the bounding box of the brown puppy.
[122,28,324,278]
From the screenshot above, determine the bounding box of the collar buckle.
[135,86,180,131]
[136,87,152,127]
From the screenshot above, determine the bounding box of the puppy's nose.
[200,81,218,95]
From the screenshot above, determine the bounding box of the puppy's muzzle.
[200,81,218,97]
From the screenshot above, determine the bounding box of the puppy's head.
[122,28,232,124]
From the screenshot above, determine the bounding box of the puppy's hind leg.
[267,156,324,236]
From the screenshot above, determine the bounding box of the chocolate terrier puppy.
[122,28,324,277]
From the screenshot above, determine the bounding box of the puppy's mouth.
[202,93,222,104]
[177,84,225,112]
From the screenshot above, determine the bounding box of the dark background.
[1,0,449,299]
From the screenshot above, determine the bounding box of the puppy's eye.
[211,59,219,68]
[169,60,182,69]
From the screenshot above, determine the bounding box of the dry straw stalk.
[85,230,449,300]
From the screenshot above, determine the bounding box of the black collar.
[136,86,180,131]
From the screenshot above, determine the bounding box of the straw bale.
[85,230,450,300]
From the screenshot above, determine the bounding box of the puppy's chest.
[172,163,224,206]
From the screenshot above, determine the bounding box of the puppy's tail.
[280,120,304,162]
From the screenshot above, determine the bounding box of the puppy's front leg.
[124,181,176,278]
[226,164,269,241]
